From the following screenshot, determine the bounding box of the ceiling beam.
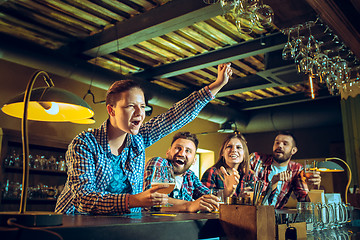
[80,0,223,57]
[132,32,287,79]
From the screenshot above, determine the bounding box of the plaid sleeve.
[59,134,130,214]
[192,172,210,200]
[140,87,214,148]
[201,167,217,189]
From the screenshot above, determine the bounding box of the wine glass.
[235,11,256,34]
[253,4,274,28]
[282,29,294,60]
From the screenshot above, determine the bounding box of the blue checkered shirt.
[55,87,213,214]
[144,157,210,201]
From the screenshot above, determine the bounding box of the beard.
[273,150,292,164]
[168,155,190,175]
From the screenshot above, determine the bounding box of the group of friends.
[54,63,321,215]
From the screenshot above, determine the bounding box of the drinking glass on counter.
[297,202,315,233]
[211,188,225,205]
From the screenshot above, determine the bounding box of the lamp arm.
[20,70,52,214]
[325,157,352,204]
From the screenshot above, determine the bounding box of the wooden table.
[0,212,225,240]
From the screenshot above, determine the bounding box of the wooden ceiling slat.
[165,32,208,54]
[254,89,276,98]
[88,57,134,74]
[231,59,258,75]
[152,78,186,91]
[0,12,71,41]
[265,87,286,96]
[36,0,110,27]
[91,0,143,17]
[178,72,212,86]
[103,55,142,72]
[120,0,157,11]
[191,22,237,46]
[137,41,180,62]
[173,29,213,52]
[62,0,126,22]
[111,51,149,70]
[0,19,63,49]
[8,0,97,35]
[160,34,200,55]
[228,65,247,77]
[191,69,218,82]
[243,56,265,71]
[148,37,195,58]
[209,16,254,42]
[118,48,158,66]
[126,45,165,64]
[176,27,220,50]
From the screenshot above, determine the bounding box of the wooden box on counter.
[219,204,276,240]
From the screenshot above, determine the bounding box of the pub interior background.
[0,0,358,213]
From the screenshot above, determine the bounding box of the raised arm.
[208,63,232,96]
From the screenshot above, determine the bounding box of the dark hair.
[171,132,199,149]
[213,133,250,176]
[106,79,144,106]
[275,131,297,147]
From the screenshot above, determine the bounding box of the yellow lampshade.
[2,87,94,122]
[70,117,96,124]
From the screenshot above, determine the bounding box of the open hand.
[220,166,240,197]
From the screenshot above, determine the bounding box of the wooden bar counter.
[0,212,225,240]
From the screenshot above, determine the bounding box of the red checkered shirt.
[250,152,309,209]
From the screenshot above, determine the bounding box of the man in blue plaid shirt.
[144,131,239,212]
[55,63,233,215]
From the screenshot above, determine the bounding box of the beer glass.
[151,165,176,194]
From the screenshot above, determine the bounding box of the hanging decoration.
[281,18,360,99]
[203,0,274,34]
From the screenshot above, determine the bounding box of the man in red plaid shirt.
[250,131,321,209]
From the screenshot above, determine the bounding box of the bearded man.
[250,131,321,209]
[144,131,239,212]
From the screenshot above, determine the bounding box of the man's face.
[107,88,146,135]
[166,138,197,176]
[272,134,297,164]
